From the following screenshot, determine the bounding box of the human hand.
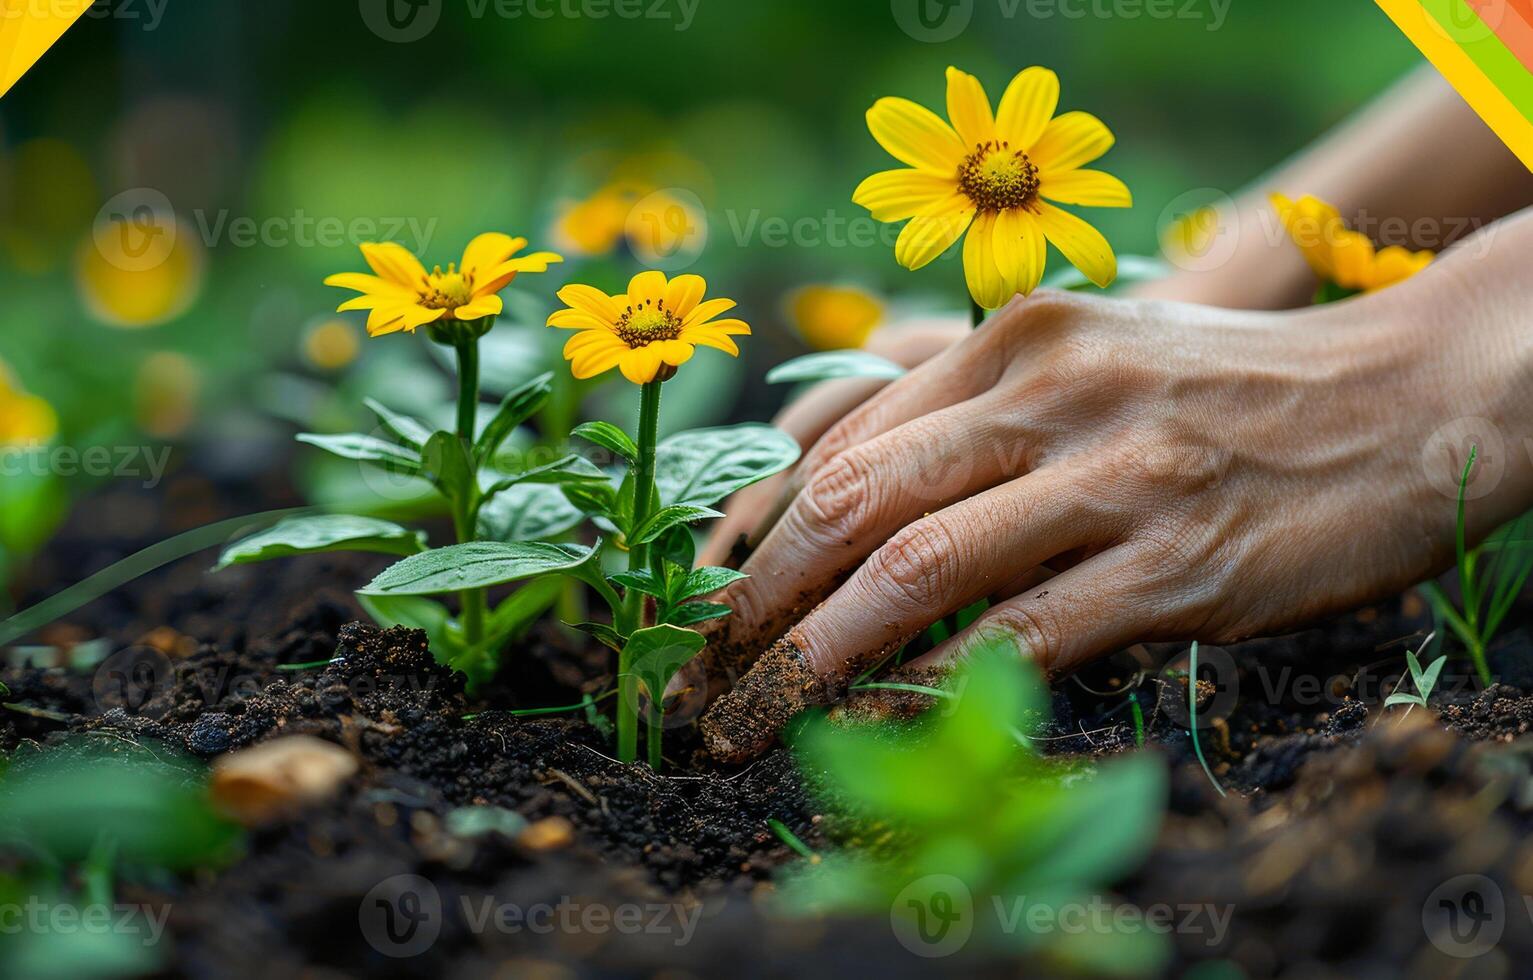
[689,249,1533,762]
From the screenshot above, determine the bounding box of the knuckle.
[867,517,963,609]
[801,449,876,536]
[983,604,1060,669]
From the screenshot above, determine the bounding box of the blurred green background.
[0,0,1422,593]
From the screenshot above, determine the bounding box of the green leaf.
[573,421,638,464]
[1406,650,1424,684]
[297,432,422,475]
[650,523,696,578]
[476,372,553,464]
[665,601,733,627]
[480,455,609,501]
[486,577,565,641]
[610,570,667,598]
[360,541,599,596]
[561,480,620,520]
[1041,254,1171,292]
[1417,654,1447,697]
[655,424,801,508]
[631,504,725,545]
[215,515,426,569]
[364,398,433,448]
[477,483,585,542]
[1384,692,1424,708]
[621,625,707,703]
[766,350,907,385]
[422,431,476,507]
[676,566,748,601]
[568,621,625,652]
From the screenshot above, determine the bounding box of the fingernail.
[700,637,840,763]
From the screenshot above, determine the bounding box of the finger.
[697,320,970,568]
[906,545,1155,679]
[700,470,1127,763]
[698,390,1029,684]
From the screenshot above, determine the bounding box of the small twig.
[542,767,600,807]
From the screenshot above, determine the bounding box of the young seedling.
[354,270,799,768]
[1384,632,1444,721]
[1423,446,1533,686]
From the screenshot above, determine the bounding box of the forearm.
[1137,67,1533,311]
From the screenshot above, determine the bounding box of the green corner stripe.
[1420,0,1533,122]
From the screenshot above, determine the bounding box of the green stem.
[617,379,664,763]
[454,340,486,649]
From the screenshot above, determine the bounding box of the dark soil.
[6,477,1533,978]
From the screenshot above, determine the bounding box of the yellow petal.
[866,97,967,173]
[1039,169,1132,208]
[680,329,741,356]
[945,66,995,148]
[323,272,414,298]
[994,66,1059,149]
[557,284,623,322]
[1365,246,1433,291]
[681,297,737,328]
[460,233,524,278]
[627,270,668,308]
[571,343,628,380]
[1271,193,1343,281]
[1035,203,1116,288]
[652,340,696,367]
[619,346,663,384]
[360,242,428,290]
[564,329,622,358]
[548,308,612,331]
[895,195,974,271]
[337,293,401,313]
[993,208,1046,298]
[1030,112,1115,174]
[452,295,503,320]
[1329,230,1376,291]
[367,304,443,337]
[696,318,750,336]
[963,212,1008,310]
[853,168,958,222]
[479,251,563,295]
[662,274,707,319]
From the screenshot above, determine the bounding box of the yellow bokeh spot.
[75,215,205,328]
[788,285,884,351]
[135,351,201,439]
[1161,206,1221,261]
[303,319,362,372]
[0,360,58,446]
[553,185,640,257]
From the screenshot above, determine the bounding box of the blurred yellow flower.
[548,271,749,384]
[135,351,201,439]
[788,285,884,350]
[302,319,362,371]
[75,215,205,328]
[553,183,644,257]
[854,66,1130,310]
[1271,193,1433,294]
[325,234,563,337]
[1161,205,1221,262]
[0,362,58,446]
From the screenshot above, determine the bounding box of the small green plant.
[219,250,798,770]
[781,638,1169,974]
[1423,446,1533,686]
[1383,632,1444,720]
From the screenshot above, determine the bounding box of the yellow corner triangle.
[0,0,98,98]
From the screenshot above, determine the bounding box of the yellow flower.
[1271,194,1434,293]
[548,271,749,385]
[553,183,644,257]
[854,66,1131,310]
[0,363,58,446]
[788,285,884,350]
[325,234,563,337]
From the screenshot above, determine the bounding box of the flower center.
[957,141,1040,213]
[420,264,474,309]
[614,299,681,348]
